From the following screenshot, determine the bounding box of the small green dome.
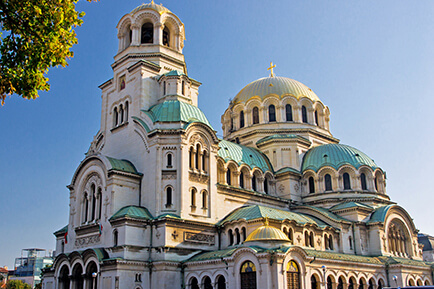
[302,143,378,172]
[233,76,321,105]
[131,2,171,15]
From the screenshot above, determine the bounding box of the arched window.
[125,101,129,122]
[408,279,415,286]
[83,192,89,223]
[378,280,383,289]
[226,168,231,186]
[309,232,314,247]
[348,278,355,289]
[286,260,300,289]
[240,111,245,128]
[189,147,194,169]
[349,236,353,250]
[190,277,199,289]
[252,174,257,191]
[338,277,344,289]
[202,191,208,209]
[329,235,333,250]
[374,176,379,191]
[195,144,200,170]
[252,107,259,124]
[86,261,98,289]
[311,275,319,289]
[358,279,364,289]
[163,81,166,95]
[387,220,409,256]
[240,171,245,189]
[343,173,351,190]
[324,174,332,191]
[242,227,247,241]
[327,277,333,289]
[309,177,315,194]
[240,261,257,289]
[97,188,102,220]
[302,105,308,123]
[235,228,240,244]
[166,187,172,207]
[360,173,367,190]
[119,104,124,124]
[228,229,234,246]
[368,279,374,289]
[113,107,118,127]
[264,178,269,194]
[181,80,185,95]
[202,151,207,172]
[269,105,276,122]
[288,228,293,243]
[61,241,64,253]
[191,188,196,208]
[203,276,212,289]
[128,28,132,47]
[217,275,226,289]
[163,26,170,47]
[91,184,96,221]
[113,230,118,247]
[58,265,70,289]
[314,110,319,125]
[141,22,153,44]
[167,153,173,168]
[286,104,293,121]
[324,235,329,249]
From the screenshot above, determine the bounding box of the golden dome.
[131,2,171,15]
[233,76,321,105]
[245,219,290,242]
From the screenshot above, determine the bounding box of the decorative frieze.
[189,171,209,184]
[75,235,100,248]
[184,231,215,245]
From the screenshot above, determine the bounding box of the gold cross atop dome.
[268,62,276,77]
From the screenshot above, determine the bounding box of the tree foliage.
[6,280,31,289]
[0,0,97,104]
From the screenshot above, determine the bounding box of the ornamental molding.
[188,171,209,184]
[184,231,215,245]
[75,235,100,248]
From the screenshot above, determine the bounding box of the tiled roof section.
[109,205,153,221]
[303,249,384,265]
[233,76,321,104]
[155,213,181,220]
[217,205,330,228]
[144,100,213,129]
[256,134,310,146]
[376,256,433,267]
[302,143,378,172]
[218,140,273,172]
[106,157,140,175]
[132,116,151,133]
[187,246,264,262]
[296,205,349,223]
[275,167,301,176]
[331,202,374,211]
[367,205,394,224]
[131,2,170,14]
[54,225,68,235]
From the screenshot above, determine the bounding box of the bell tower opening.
[141,22,154,44]
[163,26,170,47]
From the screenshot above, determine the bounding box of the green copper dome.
[302,144,378,172]
[233,76,321,105]
[131,2,171,15]
[218,140,273,172]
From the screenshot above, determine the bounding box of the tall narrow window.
[189,147,194,169]
[288,228,293,243]
[202,151,207,172]
[240,172,244,189]
[327,277,333,289]
[343,173,351,190]
[113,230,118,246]
[235,228,240,244]
[202,191,207,209]
[239,111,245,128]
[91,184,96,221]
[195,144,200,170]
[252,107,259,124]
[338,277,344,289]
[166,187,172,207]
[302,105,308,123]
[304,232,309,246]
[125,101,129,122]
[113,107,118,127]
[119,104,124,124]
[84,193,89,223]
[314,110,319,125]
[167,153,172,168]
[252,175,257,191]
[242,227,247,241]
[349,236,353,250]
[375,176,378,191]
[228,229,234,246]
[163,81,166,95]
[324,235,329,249]
[358,279,364,289]
[190,278,199,289]
[264,178,269,194]
[325,174,332,191]
[163,26,170,46]
[309,177,315,194]
[349,278,355,289]
[311,275,318,289]
[181,81,185,95]
[98,188,102,220]
[240,261,257,289]
[226,168,231,186]
[329,235,333,250]
[286,104,293,121]
[128,29,132,46]
[309,232,314,247]
[141,22,153,44]
[361,173,367,190]
[191,188,196,208]
[268,105,276,122]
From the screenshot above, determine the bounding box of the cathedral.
[42,3,434,289]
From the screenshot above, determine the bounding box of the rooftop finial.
[151,0,154,4]
[264,217,269,226]
[267,62,276,77]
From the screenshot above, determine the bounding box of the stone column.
[131,24,140,46]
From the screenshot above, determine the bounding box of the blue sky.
[1,1,434,268]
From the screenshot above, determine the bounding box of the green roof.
[218,205,329,228]
[54,225,68,235]
[331,202,374,211]
[302,143,378,172]
[187,246,264,262]
[143,100,213,129]
[275,167,301,175]
[218,140,273,172]
[109,205,153,221]
[106,157,140,175]
[256,134,310,146]
[295,205,349,223]
[376,256,433,267]
[303,249,384,265]
[367,205,394,224]
[155,213,181,220]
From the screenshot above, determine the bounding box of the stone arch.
[337,165,357,190]
[317,166,338,192]
[303,170,317,195]
[373,169,386,194]
[358,166,375,191]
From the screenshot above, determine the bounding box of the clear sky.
[1,0,434,268]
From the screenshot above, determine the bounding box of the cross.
[267,62,276,77]
[172,230,178,240]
